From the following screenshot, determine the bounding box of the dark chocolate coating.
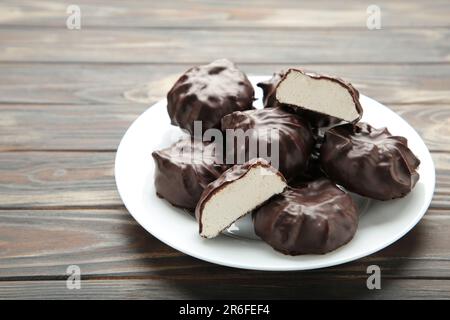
[257,70,286,108]
[167,59,254,135]
[221,107,314,181]
[291,145,325,184]
[254,179,358,255]
[257,70,343,129]
[320,123,420,200]
[195,158,286,236]
[152,138,228,212]
[298,109,343,133]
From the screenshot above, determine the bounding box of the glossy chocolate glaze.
[221,107,314,181]
[291,145,325,183]
[167,59,254,135]
[152,138,228,212]
[257,70,286,108]
[253,178,358,255]
[195,158,286,236]
[320,122,420,200]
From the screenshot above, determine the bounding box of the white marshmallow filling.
[199,166,287,238]
[276,70,360,122]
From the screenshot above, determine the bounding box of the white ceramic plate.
[115,76,435,271]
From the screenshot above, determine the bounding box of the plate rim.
[115,76,435,271]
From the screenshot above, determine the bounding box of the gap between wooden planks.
[0,278,449,299]
[0,151,447,209]
[0,208,449,280]
[1,63,450,106]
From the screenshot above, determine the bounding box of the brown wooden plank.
[389,105,450,153]
[1,0,449,28]
[0,0,447,300]
[0,63,448,151]
[0,152,120,208]
[0,278,449,299]
[0,104,147,151]
[0,151,447,209]
[0,28,448,63]
[0,103,448,152]
[1,63,449,106]
[0,208,449,280]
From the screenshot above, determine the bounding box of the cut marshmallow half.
[195,159,287,238]
[276,68,363,123]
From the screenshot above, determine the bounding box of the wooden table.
[0,0,449,299]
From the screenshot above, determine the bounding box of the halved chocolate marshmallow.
[195,158,287,238]
[275,69,363,123]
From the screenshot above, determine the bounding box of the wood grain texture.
[0,151,447,209]
[0,152,119,208]
[1,0,449,28]
[0,103,448,152]
[0,209,450,280]
[392,105,450,153]
[1,63,449,106]
[0,104,148,151]
[0,28,448,63]
[0,63,449,151]
[0,278,449,299]
[0,0,449,299]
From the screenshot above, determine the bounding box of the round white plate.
[115,76,435,271]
